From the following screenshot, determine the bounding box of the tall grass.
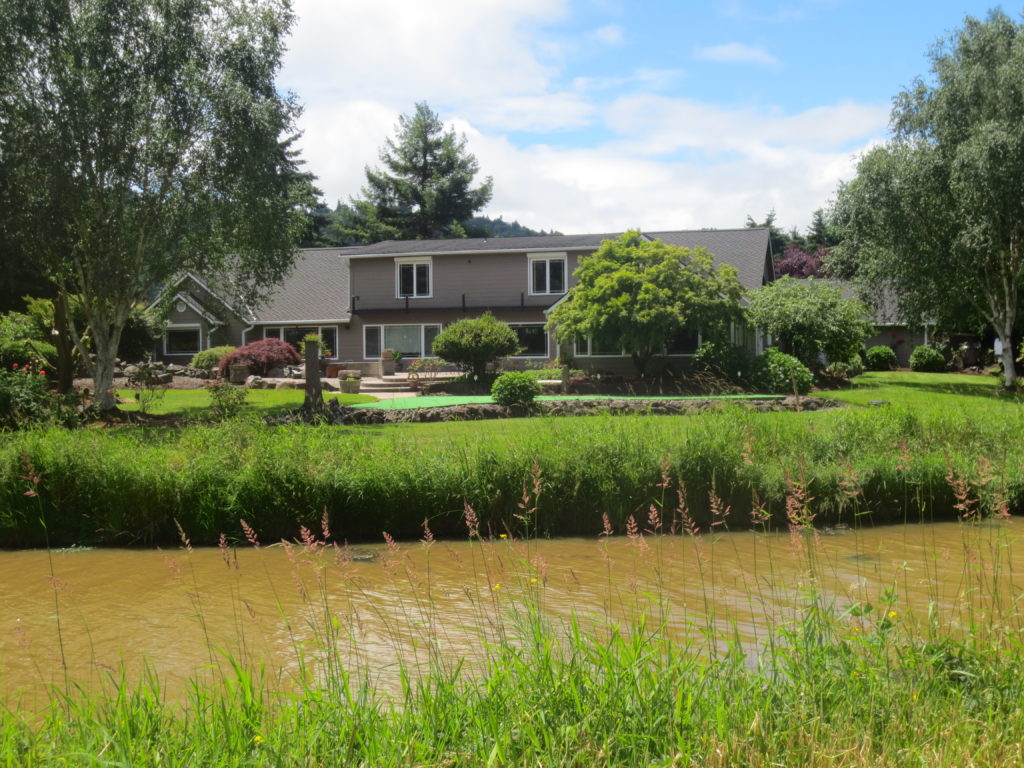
[2,401,1024,546]
[2,476,1024,766]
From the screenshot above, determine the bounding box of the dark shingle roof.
[341,232,625,256]
[646,228,772,292]
[251,249,351,323]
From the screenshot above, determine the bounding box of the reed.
[2,398,1023,547]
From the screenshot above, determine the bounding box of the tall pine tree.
[356,103,493,241]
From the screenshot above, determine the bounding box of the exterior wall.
[349,250,588,314]
[343,309,556,363]
[866,325,928,368]
[155,304,211,363]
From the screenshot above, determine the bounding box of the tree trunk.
[998,322,1017,389]
[91,324,123,411]
[303,339,323,411]
[53,293,74,395]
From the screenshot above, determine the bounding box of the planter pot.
[381,359,396,375]
[340,380,361,394]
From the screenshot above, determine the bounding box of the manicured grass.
[830,370,1013,410]
[355,392,785,409]
[114,387,377,417]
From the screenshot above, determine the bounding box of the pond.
[1,521,1019,706]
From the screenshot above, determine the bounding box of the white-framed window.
[363,324,442,359]
[164,325,202,356]
[573,335,626,357]
[528,254,566,295]
[262,326,338,359]
[395,257,432,298]
[509,323,548,357]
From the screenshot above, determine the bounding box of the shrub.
[0,363,80,430]
[191,346,236,373]
[0,311,56,370]
[491,371,541,406]
[866,345,898,371]
[846,354,865,378]
[753,348,813,395]
[431,313,521,379]
[909,345,946,372]
[692,341,757,385]
[216,338,300,376]
[206,381,249,420]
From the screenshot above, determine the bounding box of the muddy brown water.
[2,522,1021,706]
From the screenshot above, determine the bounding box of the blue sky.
[280,0,1013,234]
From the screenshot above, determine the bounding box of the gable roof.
[646,228,773,292]
[250,249,351,324]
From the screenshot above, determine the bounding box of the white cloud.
[280,0,888,232]
[694,42,780,66]
[590,23,624,45]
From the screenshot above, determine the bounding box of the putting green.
[352,393,785,410]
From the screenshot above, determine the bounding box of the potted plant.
[381,348,397,375]
[340,376,361,394]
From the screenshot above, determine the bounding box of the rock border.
[268,395,836,426]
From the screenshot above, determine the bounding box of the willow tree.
[0,0,309,409]
[548,231,744,376]
[832,11,1024,387]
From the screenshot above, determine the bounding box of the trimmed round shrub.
[216,338,300,376]
[753,347,813,395]
[865,345,898,371]
[491,371,540,406]
[909,344,945,372]
[432,312,521,379]
[692,341,757,385]
[191,345,236,373]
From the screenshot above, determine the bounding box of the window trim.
[527,253,567,296]
[573,336,627,357]
[363,323,442,360]
[395,257,433,299]
[663,328,703,357]
[261,325,339,360]
[508,323,549,358]
[163,324,202,356]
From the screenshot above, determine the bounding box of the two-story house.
[154,227,774,373]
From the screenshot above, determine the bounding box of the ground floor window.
[665,328,700,355]
[164,326,201,355]
[262,326,338,359]
[509,324,548,357]
[363,324,442,359]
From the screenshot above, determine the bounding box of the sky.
[279,0,1015,236]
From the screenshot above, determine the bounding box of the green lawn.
[829,370,1016,412]
[115,388,377,417]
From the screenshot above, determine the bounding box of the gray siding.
[350,251,587,313]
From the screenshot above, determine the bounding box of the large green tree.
[0,0,309,409]
[353,102,493,241]
[548,232,745,376]
[832,11,1024,387]
[746,277,873,371]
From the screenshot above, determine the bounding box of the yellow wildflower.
[887,610,898,620]
[253,735,264,745]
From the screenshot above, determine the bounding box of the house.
[154,227,775,374]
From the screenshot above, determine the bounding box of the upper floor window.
[529,254,566,295]
[396,257,432,298]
